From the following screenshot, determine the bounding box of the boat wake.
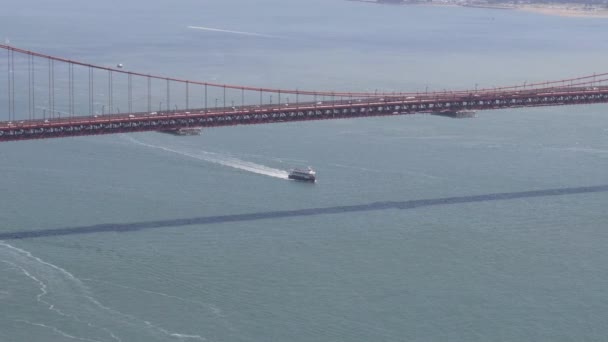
[124,136,289,180]
[187,25,282,38]
[0,241,206,341]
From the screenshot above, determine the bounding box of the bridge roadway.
[2,86,608,142]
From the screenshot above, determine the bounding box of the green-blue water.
[2,1,608,340]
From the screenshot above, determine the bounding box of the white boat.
[288,167,316,182]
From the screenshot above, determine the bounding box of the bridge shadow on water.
[2,185,608,240]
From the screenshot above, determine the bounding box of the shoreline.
[348,0,608,18]
[516,4,608,18]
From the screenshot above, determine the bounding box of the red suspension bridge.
[1,44,608,142]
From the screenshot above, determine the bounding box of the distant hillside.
[374,0,607,4]
[487,0,607,4]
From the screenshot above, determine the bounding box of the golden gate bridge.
[2,44,608,142]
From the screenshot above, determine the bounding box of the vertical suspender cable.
[147,75,151,112]
[108,70,113,114]
[28,53,32,120]
[71,63,74,116]
[166,78,170,111]
[186,81,189,110]
[72,64,75,116]
[51,59,55,118]
[204,84,208,111]
[128,73,132,113]
[47,58,51,119]
[6,48,10,121]
[32,54,36,120]
[68,63,72,117]
[11,50,15,121]
[90,67,94,115]
[72,63,75,116]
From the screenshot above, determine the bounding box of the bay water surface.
[1,1,608,341]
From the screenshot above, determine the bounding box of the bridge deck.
[2,44,608,142]
[2,87,608,142]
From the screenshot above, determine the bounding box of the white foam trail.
[125,136,289,180]
[1,242,122,341]
[171,333,207,340]
[188,26,281,38]
[0,290,10,299]
[0,241,206,341]
[15,320,104,342]
[81,278,226,318]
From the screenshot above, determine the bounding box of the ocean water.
[2,0,608,341]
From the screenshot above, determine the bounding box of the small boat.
[288,167,316,182]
